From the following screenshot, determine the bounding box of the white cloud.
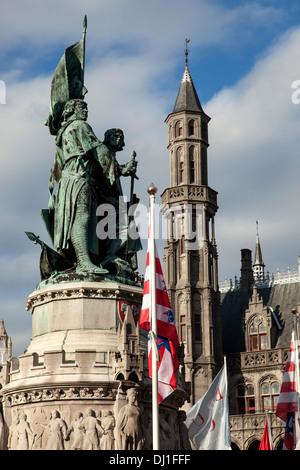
[0,0,299,356]
[206,27,300,282]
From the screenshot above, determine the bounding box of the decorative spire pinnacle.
[181,66,192,83]
[185,38,190,66]
[253,220,265,282]
[171,39,204,114]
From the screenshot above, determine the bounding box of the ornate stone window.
[194,314,201,341]
[249,315,267,351]
[176,147,184,184]
[175,121,183,138]
[180,235,185,254]
[244,287,272,352]
[188,119,195,136]
[237,382,255,414]
[261,378,280,412]
[201,121,208,141]
[189,146,195,183]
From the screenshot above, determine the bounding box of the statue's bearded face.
[75,102,88,121]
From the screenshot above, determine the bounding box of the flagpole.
[292,308,300,445]
[148,183,159,451]
[292,309,300,395]
[82,15,87,77]
[266,410,273,450]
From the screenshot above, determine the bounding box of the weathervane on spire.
[185,38,190,65]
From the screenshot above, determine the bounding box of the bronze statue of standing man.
[39,17,141,280]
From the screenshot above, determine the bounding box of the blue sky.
[1,0,300,356]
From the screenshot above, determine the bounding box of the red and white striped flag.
[140,235,179,403]
[140,241,179,348]
[276,332,298,450]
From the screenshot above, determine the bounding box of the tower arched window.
[177,147,184,184]
[175,121,183,138]
[189,119,195,136]
[189,146,195,183]
[249,315,267,351]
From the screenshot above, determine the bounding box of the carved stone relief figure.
[79,408,103,450]
[46,410,68,450]
[16,412,36,450]
[67,411,84,450]
[8,413,19,450]
[31,408,48,450]
[100,409,115,450]
[115,388,144,450]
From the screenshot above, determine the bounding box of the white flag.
[184,364,231,450]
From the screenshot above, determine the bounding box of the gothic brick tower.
[161,53,223,405]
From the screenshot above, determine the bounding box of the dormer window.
[249,315,267,351]
[244,287,274,352]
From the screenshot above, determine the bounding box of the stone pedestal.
[0,280,189,450]
[25,281,144,364]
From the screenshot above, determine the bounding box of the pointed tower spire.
[162,43,222,403]
[172,40,204,114]
[253,221,265,282]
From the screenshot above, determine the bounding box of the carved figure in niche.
[115,388,144,450]
[46,410,68,450]
[100,409,115,450]
[178,410,192,450]
[80,408,103,450]
[67,411,84,450]
[8,413,19,450]
[17,412,36,450]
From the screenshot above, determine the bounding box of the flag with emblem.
[276,332,298,450]
[147,334,179,403]
[140,233,179,403]
[184,362,231,450]
[140,242,179,348]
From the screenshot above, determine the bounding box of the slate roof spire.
[253,221,265,282]
[254,221,264,266]
[172,40,204,114]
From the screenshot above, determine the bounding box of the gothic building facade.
[162,59,300,450]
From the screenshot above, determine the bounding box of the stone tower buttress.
[161,60,223,404]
